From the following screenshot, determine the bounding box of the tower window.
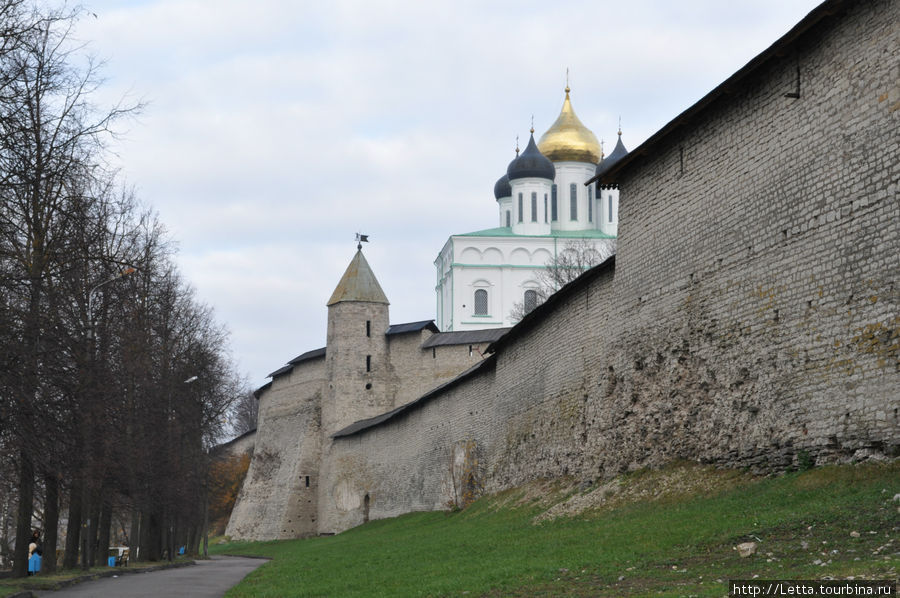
[517,193,523,223]
[544,194,548,223]
[505,210,510,228]
[530,192,537,222]
[570,183,577,220]
[551,185,558,221]
[524,289,538,314]
[366,355,371,372]
[608,195,613,223]
[366,320,370,337]
[305,475,310,488]
[468,345,473,357]
[474,289,488,315]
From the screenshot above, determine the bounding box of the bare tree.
[509,239,614,323]
[230,389,258,436]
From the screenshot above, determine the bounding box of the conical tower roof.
[327,250,389,306]
[537,86,601,164]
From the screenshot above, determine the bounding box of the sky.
[72,0,825,389]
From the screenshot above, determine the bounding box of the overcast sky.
[74,0,824,389]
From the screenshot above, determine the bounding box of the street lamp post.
[81,266,136,569]
[87,267,137,340]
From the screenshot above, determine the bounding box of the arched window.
[524,289,538,314]
[544,194,548,223]
[505,210,510,228]
[570,183,578,220]
[530,192,537,222]
[474,289,488,315]
[608,194,613,223]
[551,185,558,221]
[517,193,523,223]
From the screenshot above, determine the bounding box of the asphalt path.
[34,555,267,598]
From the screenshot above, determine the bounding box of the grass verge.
[216,462,899,597]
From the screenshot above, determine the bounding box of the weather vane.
[355,232,369,250]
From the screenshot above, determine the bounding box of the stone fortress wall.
[226,323,502,540]
[318,0,899,533]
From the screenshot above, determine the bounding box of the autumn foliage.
[208,454,251,536]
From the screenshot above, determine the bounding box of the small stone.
[813,559,823,565]
[893,493,900,502]
[736,542,758,558]
[618,575,625,581]
[850,531,860,538]
[801,541,809,549]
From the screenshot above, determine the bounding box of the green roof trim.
[457,227,615,239]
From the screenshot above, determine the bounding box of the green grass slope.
[217,462,899,597]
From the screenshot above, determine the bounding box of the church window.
[524,289,538,314]
[570,183,578,220]
[305,475,310,488]
[468,345,473,357]
[366,320,370,337]
[517,193,523,223]
[551,185,558,221]
[366,355,371,372]
[474,289,488,315]
[588,187,593,222]
[505,210,510,228]
[608,195,613,223]
[544,194,548,223]
[531,192,537,222]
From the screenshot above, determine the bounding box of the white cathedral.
[435,85,629,331]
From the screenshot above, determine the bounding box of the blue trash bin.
[108,556,116,567]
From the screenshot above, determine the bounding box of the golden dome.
[537,86,602,164]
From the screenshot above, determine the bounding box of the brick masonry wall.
[325,1,899,532]
[593,0,898,476]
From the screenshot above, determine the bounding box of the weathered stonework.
[229,0,899,539]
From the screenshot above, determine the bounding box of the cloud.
[75,0,823,385]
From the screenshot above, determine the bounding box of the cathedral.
[434,85,629,331]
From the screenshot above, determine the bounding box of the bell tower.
[323,247,392,433]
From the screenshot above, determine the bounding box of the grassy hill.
[216,462,899,597]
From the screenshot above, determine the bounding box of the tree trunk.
[85,494,100,568]
[97,500,112,567]
[129,509,140,563]
[12,451,33,578]
[63,480,82,569]
[42,474,59,574]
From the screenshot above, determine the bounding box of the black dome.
[508,134,555,181]
[493,173,511,200]
[595,134,629,176]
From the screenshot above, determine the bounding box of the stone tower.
[323,248,393,434]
